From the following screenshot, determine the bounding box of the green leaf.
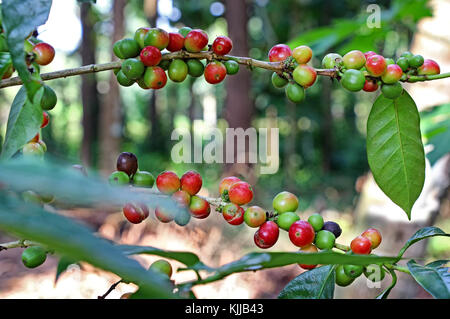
[366,90,425,219]
[0,52,12,78]
[0,193,176,298]
[1,86,43,160]
[407,259,450,299]
[376,267,397,299]
[55,256,80,284]
[398,226,450,258]
[278,265,336,299]
[420,103,450,165]
[1,0,52,98]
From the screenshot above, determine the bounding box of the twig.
[0,239,39,251]
[98,279,122,299]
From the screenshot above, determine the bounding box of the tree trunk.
[79,3,100,167]
[224,0,254,177]
[98,0,126,175]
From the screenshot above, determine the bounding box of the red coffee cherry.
[219,176,241,199]
[361,228,382,249]
[228,181,253,205]
[40,111,49,128]
[212,36,233,55]
[381,64,403,84]
[364,51,377,60]
[140,46,162,66]
[292,45,313,64]
[268,44,292,62]
[365,54,387,77]
[155,206,175,223]
[222,203,245,225]
[116,152,138,177]
[184,29,209,53]
[123,203,149,224]
[342,50,366,69]
[254,221,279,249]
[298,244,319,270]
[171,190,191,207]
[204,61,227,84]
[143,66,167,89]
[418,59,440,75]
[167,32,185,52]
[32,42,55,65]
[289,220,315,247]
[363,79,379,92]
[189,195,210,219]
[244,206,267,228]
[292,65,317,88]
[30,132,40,143]
[180,170,202,195]
[156,171,181,194]
[350,235,372,254]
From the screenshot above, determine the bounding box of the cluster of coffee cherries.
[112,26,239,89]
[268,43,441,103]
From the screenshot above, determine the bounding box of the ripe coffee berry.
[342,50,366,69]
[229,181,253,205]
[244,206,266,228]
[292,45,312,64]
[307,214,324,232]
[143,66,167,89]
[149,260,173,278]
[381,64,403,84]
[272,191,299,214]
[132,170,155,188]
[184,29,209,53]
[350,235,372,254]
[140,46,162,66]
[155,206,175,223]
[365,54,387,77]
[222,203,245,226]
[109,171,130,186]
[364,51,377,60]
[212,36,233,55]
[167,32,185,52]
[32,42,55,65]
[123,203,149,224]
[361,228,382,249]
[293,65,317,88]
[254,221,279,249]
[276,211,300,231]
[41,111,49,128]
[289,220,315,247]
[22,246,47,269]
[298,244,319,270]
[363,79,379,92]
[116,152,138,177]
[268,44,292,62]
[156,171,180,194]
[314,230,336,250]
[144,28,170,50]
[189,195,210,219]
[418,59,440,75]
[180,170,202,195]
[172,190,191,207]
[322,221,342,238]
[204,61,227,84]
[219,176,241,200]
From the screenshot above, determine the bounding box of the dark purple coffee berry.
[322,221,342,238]
[116,152,138,177]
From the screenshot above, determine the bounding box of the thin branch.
[98,279,122,299]
[0,239,39,251]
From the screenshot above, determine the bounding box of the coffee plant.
[0,0,449,299]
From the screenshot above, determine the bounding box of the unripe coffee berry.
[350,235,372,254]
[123,203,149,224]
[254,221,279,249]
[342,50,366,69]
[343,264,364,279]
[156,171,180,194]
[307,213,324,232]
[276,211,300,231]
[292,45,312,64]
[212,36,233,55]
[228,181,253,205]
[381,64,403,84]
[189,195,210,219]
[109,171,130,186]
[272,191,299,214]
[144,28,170,50]
[22,246,47,268]
[335,265,354,287]
[293,65,317,88]
[222,203,245,225]
[381,82,403,99]
[314,230,336,250]
[187,59,205,77]
[180,170,202,195]
[244,206,266,228]
[149,259,173,278]
[22,142,45,157]
[408,54,424,68]
[224,60,239,75]
[132,170,155,188]
[322,53,342,69]
[361,228,382,249]
[341,69,365,92]
[289,220,315,247]
[155,206,175,223]
[116,152,138,177]
[298,244,318,270]
[271,72,288,88]
[285,83,305,103]
[168,59,188,82]
[134,27,150,49]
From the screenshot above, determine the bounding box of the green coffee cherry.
[341,69,365,92]
[113,38,140,59]
[381,82,403,99]
[186,59,205,77]
[408,55,424,68]
[121,58,145,80]
[314,230,336,250]
[224,60,239,75]
[285,83,305,103]
[271,72,288,88]
[109,171,130,186]
[276,211,300,231]
[22,246,47,268]
[40,85,57,110]
[343,264,364,279]
[116,70,135,87]
[168,59,188,82]
[149,259,173,278]
[132,170,155,188]
[396,57,409,72]
[307,214,324,232]
[335,265,354,287]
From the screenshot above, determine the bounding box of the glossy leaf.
[1,86,43,160]
[1,0,52,99]
[367,90,425,219]
[0,52,12,78]
[420,103,450,165]
[407,259,450,299]
[397,226,450,258]
[376,267,397,299]
[278,265,336,299]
